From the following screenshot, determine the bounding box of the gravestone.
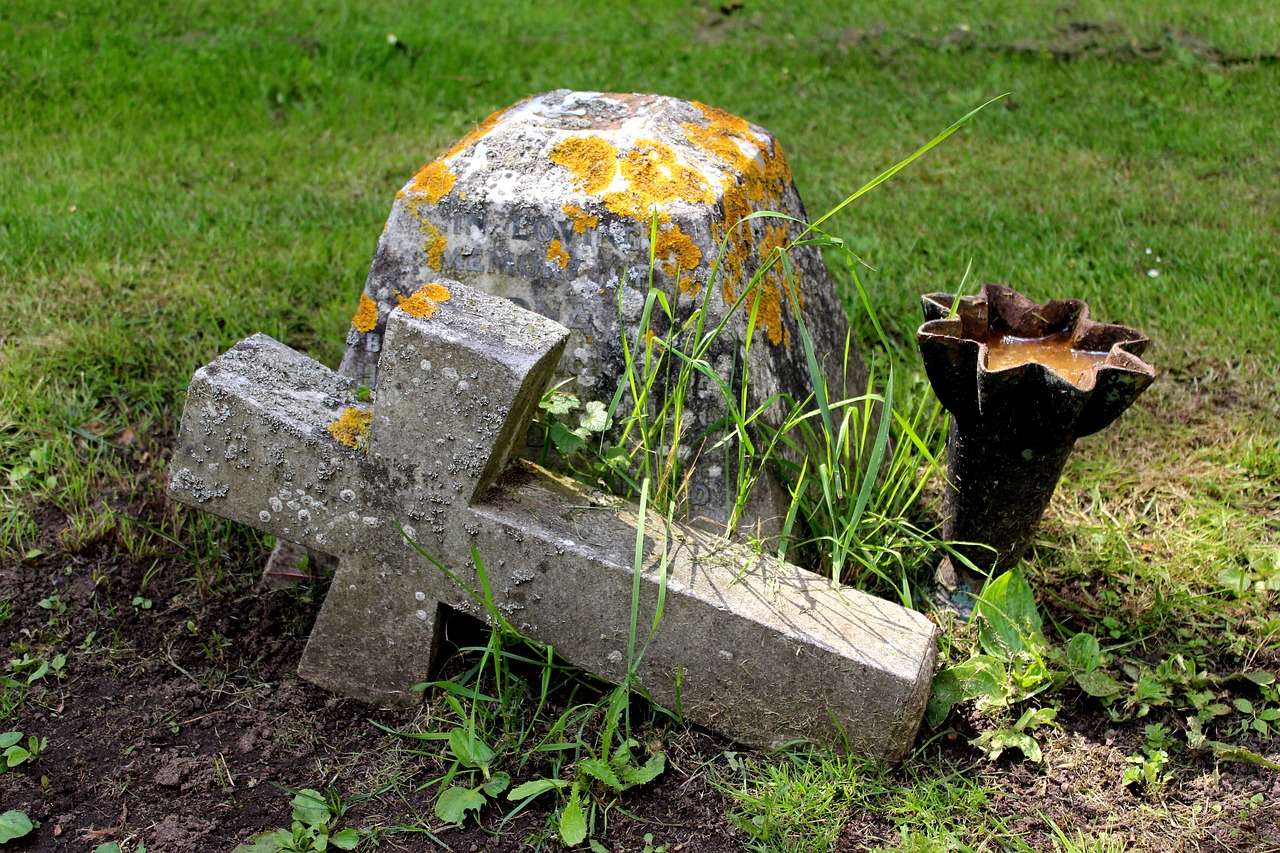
[338,90,867,531]
[170,281,935,759]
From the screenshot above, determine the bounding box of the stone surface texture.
[338,90,866,530]
[170,282,934,759]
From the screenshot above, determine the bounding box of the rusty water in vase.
[984,331,1110,388]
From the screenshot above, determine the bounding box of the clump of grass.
[547,102,998,606]
[386,480,674,846]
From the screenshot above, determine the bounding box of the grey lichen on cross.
[168,280,937,760]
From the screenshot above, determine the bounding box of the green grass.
[3,1,1278,849]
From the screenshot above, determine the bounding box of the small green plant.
[927,569,1063,726]
[1216,546,1280,595]
[0,810,35,845]
[428,719,510,827]
[0,730,45,773]
[1227,686,1280,739]
[6,652,66,685]
[1063,632,1125,704]
[971,706,1059,763]
[505,685,666,845]
[1121,723,1172,792]
[232,788,372,852]
[36,592,65,616]
[93,842,147,853]
[388,483,671,847]
[537,383,614,460]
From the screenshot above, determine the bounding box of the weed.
[724,751,865,853]
[0,810,35,844]
[1121,723,1173,793]
[232,787,374,852]
[382,480,673,847]
[6,652,67,686]
[0,731,45,773]
[36,593,66,617]
[927,569,1062,725]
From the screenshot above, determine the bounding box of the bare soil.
[1,431,1277,852]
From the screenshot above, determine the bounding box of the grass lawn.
[1,1,1278,851]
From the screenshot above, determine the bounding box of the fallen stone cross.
[169,281,936,759]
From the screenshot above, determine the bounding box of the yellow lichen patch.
[712,178,754,300]
[617,139,713,207]
[677,102,805,347]
[422,221,447,270]
[407,159,457,205]
[601,190,645,221]
[546,239,570,268]
[562,203,599,233]
[398,284,450,319]
[693,101,752,137]
[752,224,795,347]
[420,282,451,302]
[682,118,753,177]
[550,136,619,194]
[654,221,701,278]
[767,140,793,188]
[352,292,379,333]
[720,180,753,239]
[681,101,789,206]
[328,407,372,451]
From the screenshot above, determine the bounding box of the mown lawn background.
[2,1,1278,850]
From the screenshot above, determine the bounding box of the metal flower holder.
[917,284,1155,603]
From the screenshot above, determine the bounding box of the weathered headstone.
[338,90,867,531]
[170,281,934,759]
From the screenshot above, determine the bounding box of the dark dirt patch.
[2,430,1277,852]
[0,457,746,852]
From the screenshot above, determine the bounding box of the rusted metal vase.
[917,284,1156,602]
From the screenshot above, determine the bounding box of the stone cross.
[169,281,935,760]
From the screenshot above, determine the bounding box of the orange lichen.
[397,283,451,319]
[406,159,457,205]
[550,136,619,194]
[562,203,599,233]
[420,282,451,302]
[736,224,794,347]
[682,101,791,206]
[617,138,713,207]
[351,292,379,333]
[693,101,752,136]
[422,221,446,270]
[654,221,701,278]
[677,101,803,347]
[546,239,570,268]
[327,407,372,451]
